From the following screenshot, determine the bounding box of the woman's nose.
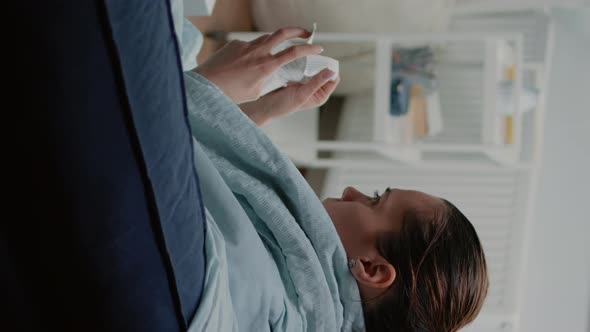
[341,186,365,202]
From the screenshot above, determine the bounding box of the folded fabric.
[183,71,365,331]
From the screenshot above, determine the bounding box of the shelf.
[291,156,533,172]
[372,34,526,165]
[229,32,530,168]
[278,140,528,168]
[452,0,585,16]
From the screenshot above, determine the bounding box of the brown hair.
[362,200,488,332]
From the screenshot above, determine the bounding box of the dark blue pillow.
[4,1,206,331]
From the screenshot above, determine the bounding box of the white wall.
[520,8,590,332]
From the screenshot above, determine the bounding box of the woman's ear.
[349,256,396,289]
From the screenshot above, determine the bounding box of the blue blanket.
[183,71,365,331]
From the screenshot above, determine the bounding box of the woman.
[187,27,488,332]
[324,188,488,331]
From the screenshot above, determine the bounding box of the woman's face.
[323,186,444,259]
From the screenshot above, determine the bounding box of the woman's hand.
[195,27,324,104]
[239,68,339,126]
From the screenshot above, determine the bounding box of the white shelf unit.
[229,31,528,169]
[373,33,526,167]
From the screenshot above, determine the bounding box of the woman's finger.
[315,78,339,100]
[304,77,340,109]
[250,33,272,45]
[263,27,311,50]
[272,44,324,69]
[297,69,337,99]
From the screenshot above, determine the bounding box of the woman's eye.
[371,187,391,205]
[371,191,381,205]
